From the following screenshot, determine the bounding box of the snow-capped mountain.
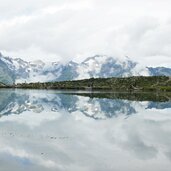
[0,53,170,85]
[77,55,149,79]
[148,67,171,76]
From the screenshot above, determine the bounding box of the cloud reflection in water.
[0,89,171,171]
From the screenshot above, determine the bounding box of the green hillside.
[15,76,171,92]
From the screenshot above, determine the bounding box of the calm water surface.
[0,89,171,171]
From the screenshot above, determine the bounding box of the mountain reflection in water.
[0,89,171,171]
[0,89,171,119]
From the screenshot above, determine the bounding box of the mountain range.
[0,52,170,85]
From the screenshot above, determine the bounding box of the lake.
[0,89,171,171]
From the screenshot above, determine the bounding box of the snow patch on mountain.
[130,64,150,76]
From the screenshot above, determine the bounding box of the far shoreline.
[1,76,170,92]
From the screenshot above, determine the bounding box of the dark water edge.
[1,87,171,102]
[61,91,171,102]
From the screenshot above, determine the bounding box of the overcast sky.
[0,0,171,66]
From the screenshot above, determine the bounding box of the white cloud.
[0,0,171,66]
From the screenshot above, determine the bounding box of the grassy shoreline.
[14,76,171,92]
[1,76,171,92]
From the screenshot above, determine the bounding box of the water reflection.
[0,89,171,171]
[0,89,170,119]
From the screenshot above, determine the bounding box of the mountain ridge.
[0,53,170,85]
